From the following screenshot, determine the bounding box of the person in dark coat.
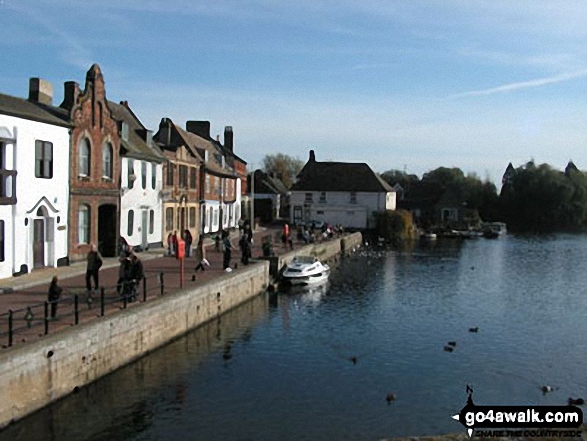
[85,244,102,292]
[172,231,178,257]
[128,253,144,302]
[117,250,132,297]
[240,227,253,265]
[118,237,130,259]
[48,276,63,319]
[183,229,193,258]
[222,230,234,271]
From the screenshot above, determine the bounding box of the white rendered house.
[290,150,396,229]
[109,101,165,249]
[0,84,71,279]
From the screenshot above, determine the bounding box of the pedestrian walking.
[183,229,193,258]
[172,231,178,257]
[194,236,210,271]
[117,252,131,296]
[167,232,174,256]
[222,230,234,271]
[48,276,63,319]
[282,223,290,249]
[129,253,144,302]
[240,227,253,265]
[85,243,102,293]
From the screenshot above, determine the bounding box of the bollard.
[8,310,13,347]
[44,301,49,335]
[74,294,79,325]
[143,277,147,302]
[100,287,105,317]
[160,272,165,297]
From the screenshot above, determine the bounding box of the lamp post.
[250,166,255,232]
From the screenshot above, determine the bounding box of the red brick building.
[60,64,120,259]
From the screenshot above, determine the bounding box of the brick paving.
[0,226,311,349]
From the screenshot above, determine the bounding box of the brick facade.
[64,65,120,260]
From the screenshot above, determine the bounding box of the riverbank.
[0,232,362,430]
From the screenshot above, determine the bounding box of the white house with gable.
[109,101,165,250]
[0,80,71,279]
[290,150,396,229]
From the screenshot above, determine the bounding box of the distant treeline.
[381,160,587,233]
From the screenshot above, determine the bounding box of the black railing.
[0,169,17,205]
[0,273,165,349]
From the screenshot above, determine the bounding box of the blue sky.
[3,1,587,185]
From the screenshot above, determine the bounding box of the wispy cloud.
[6,2,92,70]
[447,69,587,99]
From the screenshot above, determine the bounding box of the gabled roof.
[0,92,71,128]
[108,101,164,163]
[291,158,394,193]
[253,170,288,194]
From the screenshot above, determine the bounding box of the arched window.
[102,143,113,179]
[78,204,90,244]
[79,138,91,176]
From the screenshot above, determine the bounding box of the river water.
[2,235,586,440]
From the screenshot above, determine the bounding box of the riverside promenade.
[0,226,298,350]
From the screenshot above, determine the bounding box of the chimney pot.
[309,150,316,162]
[61,81,80,110]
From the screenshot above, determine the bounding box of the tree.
[262,154,304,189]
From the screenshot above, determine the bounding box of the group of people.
[166,230,194,257]
[117,238,144,302]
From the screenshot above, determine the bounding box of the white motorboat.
[281,256,330,285]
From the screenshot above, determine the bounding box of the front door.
[33,219,45,268]
[141,210,148,249]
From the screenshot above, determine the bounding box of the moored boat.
[281,256,330,285]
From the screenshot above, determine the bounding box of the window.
[189,207,196,227]
[350,192,357,204]
[35,140,53,179]
[78,204,90,244]
[179,165,188,188]
[205,175,210,194]
[127,210,134,236]
[214,177,221,195]
[166,163,175,186]
[151,164,156,189]
[141,161,147,189]
[149,210,154,234]
[102,143,113,179]
[127,159,135,189]
[0,220,4,262]
[305,193,313,202]
[319,191,326,202]
[190,167,197,189]
[165,208,173,231]
[78,138,90,176]
[317,210,324,215]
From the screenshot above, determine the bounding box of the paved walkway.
[0,226,311,349]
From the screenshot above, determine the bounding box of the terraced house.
[109,101,165,250]
[0,79,71,279]
[60,64,121,260]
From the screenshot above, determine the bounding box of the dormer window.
[350,192,357,204]
[305,193,313,202]
[319,191,326,203]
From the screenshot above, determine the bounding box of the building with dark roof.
[289,150,396,229]
[0,80,72,278]
[249,169,289,222]
[108,100,166,249]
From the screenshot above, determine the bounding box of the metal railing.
[0,272,165,349]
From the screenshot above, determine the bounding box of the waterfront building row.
[0,64,246,279]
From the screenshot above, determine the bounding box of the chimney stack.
[224,126,234,152]
[186,121,210,139]
[309,150,316,162]
[60,81,80,110]
[29,78,54,106]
